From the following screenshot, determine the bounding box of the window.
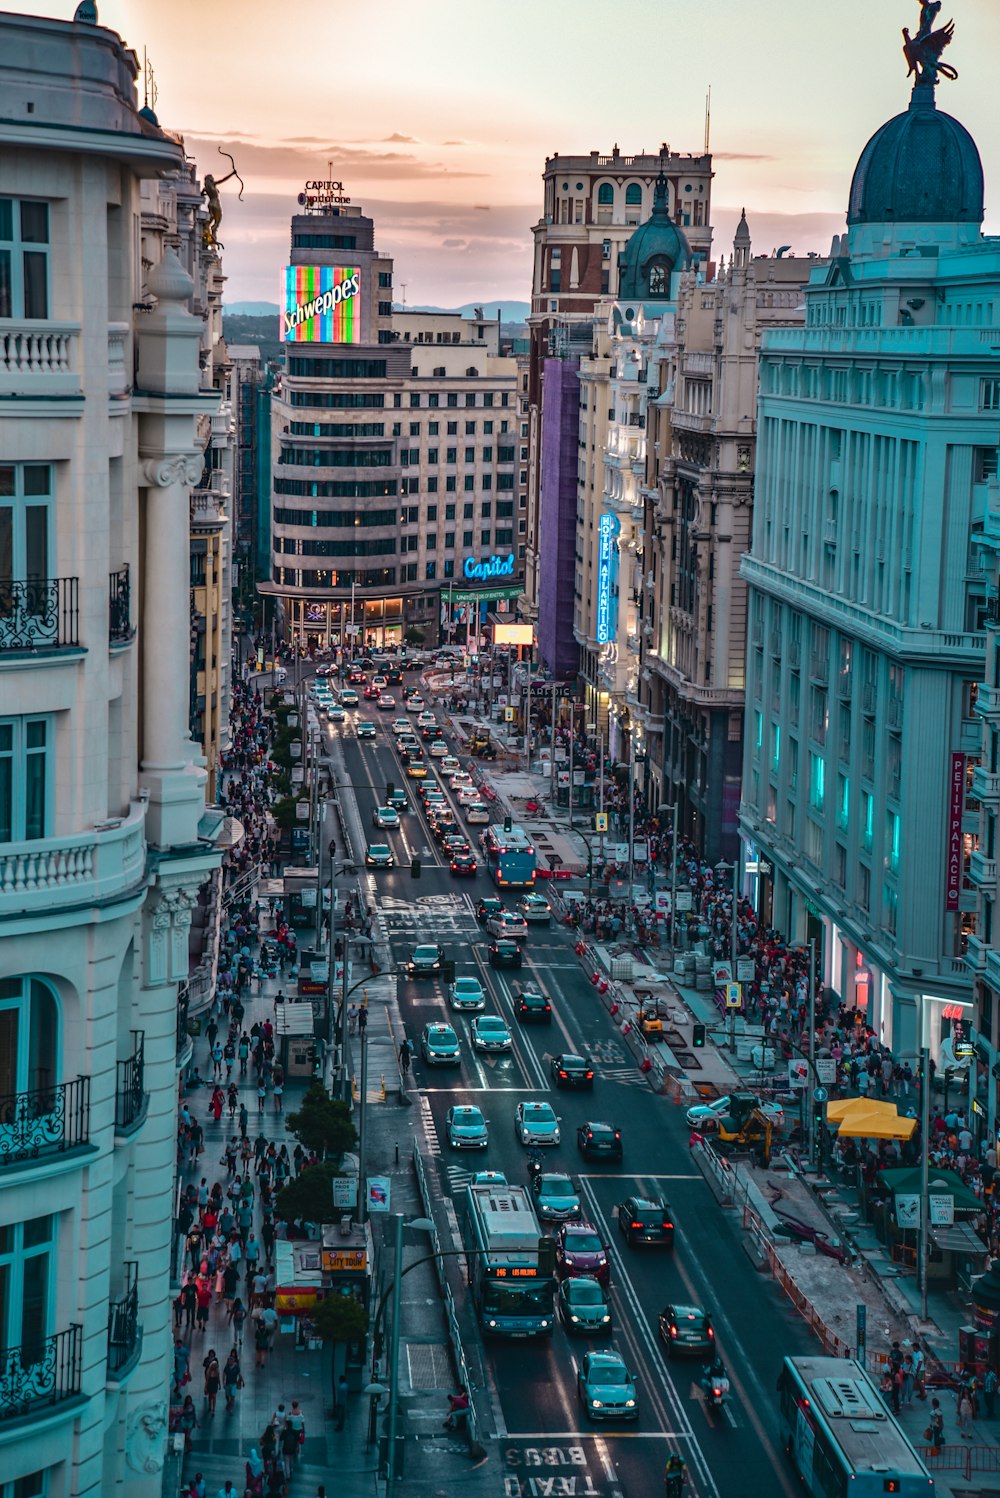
[445,476,456,492]
[409,394,421,408]
[444,532,455,549]
[465,421,476,435]
[0,199,49,319]
[426,506,437,522]
[0,975,58,1100]
[426,534,437,551]
[466,393,476,407]
[428,393,439,408]
[480,530,491,547]
[445,504,455,521]
[427,449,438,465]
[378,301,392,317]
[0,463,52,589]
[443,559,454,578]
[982,379,1000,412]
[463,530,473,547]
[428,422,439,436]
[425,562,436,580]
[447,394,458,408]
[0,717,51,842]
[378,271,393,288]
[426,477,438,493]
[598,183,614,205]
[625,183,643,205]
[886,811,900,874]
[837,773,849,830]
[464,475,475,491]
[446,448,457,464]
[463,503,474,520]
[0,1209,55,1374]
[464,446,475,463]
[861,790,874,852]
[809,752,825,812]
[484,421,493,435]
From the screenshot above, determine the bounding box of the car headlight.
[625,1399,636,1408]
[601,1315,611,1323]
[590,1399,603,1408]
[540,1319,550,1328]
[487,1319,497,1328]
[570,1315,580,1324]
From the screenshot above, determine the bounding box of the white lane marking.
[502,1431,691,1441]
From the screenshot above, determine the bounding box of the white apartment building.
[0,9,225,1494]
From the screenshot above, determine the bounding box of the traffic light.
[537,1236,556,1276]
[503,814,512,833]
[411,857,421,879]
[692,1023,707,1049]
[387,781,395,799]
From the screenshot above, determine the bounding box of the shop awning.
[930,1221,990,1260]
[878,1166,983,1217]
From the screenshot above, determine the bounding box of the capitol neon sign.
[463,553,515,582]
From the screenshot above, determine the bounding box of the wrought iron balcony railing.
[0,1076,91,1168]
[108,565,134,644]
[114,1031,146,1134]
[107,1261,141,1377]
[0,577,79,651]
[0,1324,82,1422]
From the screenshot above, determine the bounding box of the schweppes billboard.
[281,265,361,344]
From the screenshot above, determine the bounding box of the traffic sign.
[813,1086,828,1104]
[712,961,733,986]
[594,812,608,832]
[724,982,742,1009]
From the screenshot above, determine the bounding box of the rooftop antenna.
[142,47,158,114]
[399,282,407,307]
[704,85,711,154]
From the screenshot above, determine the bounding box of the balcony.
[969,848,997,890]
[108,565,134,646]
[887,697,903,730]
[0,577,79,654]
[809,654,829,684]
[836,668,853,700]
[107,1262,141,1381]
[964,932,988,974]
[0,1076,90,1172]
[0,1325,82,1425]
[975,682,1000,721]
[972,765,1000,806]
[0,321,81,399]
[0,799,146,920]
[114,1031,146,1136]
[107,322,130,400]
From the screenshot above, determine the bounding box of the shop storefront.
[282,595,405,652]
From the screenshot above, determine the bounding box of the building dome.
[847,80,983,227]
[617,170,691,301]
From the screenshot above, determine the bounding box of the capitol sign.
[463,552,515,582]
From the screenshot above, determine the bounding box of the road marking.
[419,1086,549,1093]
[577,1173,701,1181]
[503,1431,691,1441]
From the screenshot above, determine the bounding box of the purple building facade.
[536,355,581,680]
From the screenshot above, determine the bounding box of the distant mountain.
[226,301,279,317]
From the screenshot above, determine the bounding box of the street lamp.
[714,857,741,1053]
[657,802,680,953]
[375,1213,434,1491]
[627,728,646,890]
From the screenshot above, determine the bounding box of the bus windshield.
[482,1280,553,1317]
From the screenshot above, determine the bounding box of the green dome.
[617,171,691,301]
[848,80,983,227]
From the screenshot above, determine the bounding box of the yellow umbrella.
[826,1096,899,1123]
[835,1110,917,1140]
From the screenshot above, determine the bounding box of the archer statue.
[902,1,958,84]
[202,150,245,250]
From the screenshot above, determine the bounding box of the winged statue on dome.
[902,1,958,83]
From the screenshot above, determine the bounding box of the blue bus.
[482,824,536,889]
[464,1182,554,1337]
[778,1356,934,1498]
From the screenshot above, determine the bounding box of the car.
[407,944,444,977]
[371,676,388,691]
[372,806,400,830]
[363,684,380,700]
[457,787,480,806]
[658,1304,715,1358]
[420,1023,460,1066]
[487,911,527,940]
[421,725,444,741]
[407,761,427,778]
[339,688,359,706]
[515,1100,560,1147]
[471,1015,512,1053]
[386,788,408,813]
[555,1222,610,1286]
[417,711,436,728]
[357,720,377,739]
[577,1122,623,1162]
[377,693,396,710]
[514,987,552,1023]
[399,742,423,763]
[406,695,426,713]
[365,843,394,868]
[442,832,469,853]
[616,1196,674,1248]
[391,718,411,736]
[397,732,420,750]
[488,939,522,970]
[517,893,552,925]
[551,1053,595,1090]
[347,669,366,684]
[558,1276,612,1336]
[449,976,486,1012]
[325,703,347,722]
[429,740,449,758]
[421,787,445,805]
[476,896,504,923]
[445,1104,488,1149]
[386,667,404,683]
[450,773,474,791]
[431,813,457,839]
[684,1094,785,1131]
[439,755,461,773]
[466,802,490,824]
[450,852,478,877]
[534,1173,581,1223]
[576,1350,637,1422]
[470,1170,507,1187]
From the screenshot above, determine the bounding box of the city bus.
[777,1356,934,1498]
[464,1181,554,1337]
[482,824,536,889]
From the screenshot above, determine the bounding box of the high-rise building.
[740,37,991,1064]
[0,8,226,1493]
[523,145,713,662]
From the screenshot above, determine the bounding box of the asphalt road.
[324,678,818,1498]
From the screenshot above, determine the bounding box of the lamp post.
[657,801,679,952]
[714,856,741,1052]
[627,729,645,891]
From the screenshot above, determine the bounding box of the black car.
[407,944,444,977]
[450,853,477,877]
[488,939,522,970]
[514,987,552,1023]
[476,896,504,923]
[558,1276,613,1336]
[421,725,445,741]
[658,1304,715,1357]
[577,1122,623,1162]
[617,1196,674,1248]
[551,1053,595,1090]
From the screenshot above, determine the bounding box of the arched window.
[597,183,614,205]
[0,975,58,1098]
[648,262,668,297]
[625,183,643,206]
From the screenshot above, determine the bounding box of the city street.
[333,698,818,1498]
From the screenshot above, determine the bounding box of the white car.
[371,676,388,692]
[392,718,411,736]
[446,1105,489,1150]
[457,787,480,806]
[417,711,436,728]
[518,894,552,925]
[515,1101,560,1147]
[684,1095,785,1131]
[440,757,461,776]
[429,740,449,758]
[450,772,474,790]
[372,806,400,830]
[449,975,486,1012]
[486,911,527,940]
[466,803,490,824]
[471,1015,512,1053]
[406,695,425,713]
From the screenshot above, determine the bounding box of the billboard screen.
[281,265,361,344]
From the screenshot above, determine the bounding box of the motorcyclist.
[700,1356,730,1402]
[664,1452,686,1495]
[526,1150,543,1187]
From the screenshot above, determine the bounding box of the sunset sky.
[28,0,1000,307]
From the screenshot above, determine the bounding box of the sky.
[26,0,1000,307]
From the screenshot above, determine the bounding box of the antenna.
[143,47,158,113]
[704,85,711,153]
[400,282,407,307]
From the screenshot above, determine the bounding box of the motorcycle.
[700,1360,730,1411]
[526,1154,543,1188]
[664,1459,686,1497]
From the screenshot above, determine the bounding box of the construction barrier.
[742,1201,854,1359]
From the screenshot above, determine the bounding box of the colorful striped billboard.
[281,265,361,344]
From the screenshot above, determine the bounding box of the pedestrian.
[348,1004,359,1035]
[203,1350,221,1415]
[901,1355,914,1406]
[273,1078,284,1114]
[222,1348,242,1412]
[358,1006,368,1038]
[239,1103,249,1139]
[215,1482,237,1498]
[984,1365,998,1418]
[280,1417,300,1479]
[928,1397,945,1449]
[891,1364,903,1415]
[178,1395,198,1452]
[195,1277,212,1332]
[398,1039,412,1076]
[335,1373,348,1430]
[257,1078,267,1112]
[228,1295,246,1348]
[254,1314,269,1370]
[957,1388,973,1437]
[912,1342,926,1400]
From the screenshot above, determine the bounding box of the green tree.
[287,1083,357,1159]
[271,795,306,831]
[314,1295,369,1347]
[275,1163,343,1226]
[404,626,425,645]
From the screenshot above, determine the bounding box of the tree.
[404,626,425,645]
[287,1083,357,1159]
[271,795,307,831]
[275,1164,344,1226]
[314,1295,369,1347]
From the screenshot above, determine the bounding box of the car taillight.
[707,1326,715,1339]
[663,1222,673,1231]
[669,1325,678,1337]
[630,1221,642,1230]
[585,1071,593,1079]
[614,1131,621,1140]
[559,1070,567,1078]
[544,1004,551,1011]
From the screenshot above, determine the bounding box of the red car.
[363,684,380,700]
[554,1222,610,1286]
